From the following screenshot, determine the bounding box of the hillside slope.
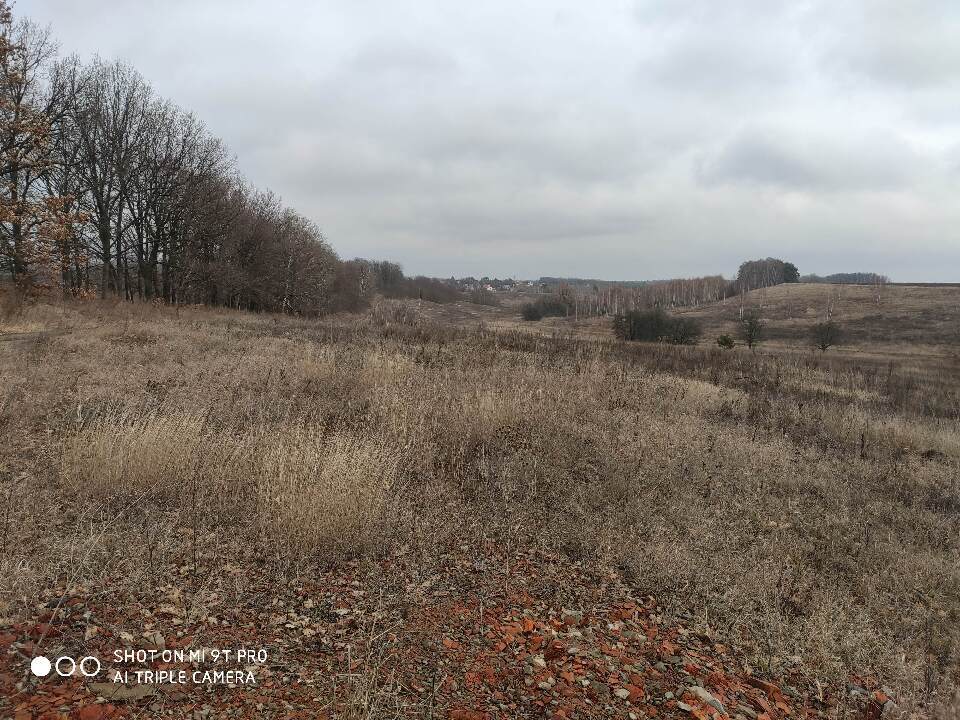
[674,283,960,348]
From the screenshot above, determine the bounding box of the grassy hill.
[674,282,960,348]
[428,283,960,352]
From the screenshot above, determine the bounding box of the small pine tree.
[810,320,841,352]
[740,310,764,350]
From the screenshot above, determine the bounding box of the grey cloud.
[697,132,819,189]
[16,0,960,280]
[644,39,789,94]
[633,0,788,25]
[349,42,458,75]
[415,114,655,186]
[408,196,649,246]
[820,0,960,89]
[951,146,960,176]
[635,0,798,96]
[697,128,923,192]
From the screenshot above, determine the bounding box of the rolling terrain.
[0,295,958,718]
[414,283,960,349]
[673,283,960,350]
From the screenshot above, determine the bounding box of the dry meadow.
[1,294,958,717]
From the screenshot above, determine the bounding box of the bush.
[717,334,736,349]
[400,276,460,304]
[329,260,372,313]
[613,308,701,345]
[810,320,842,352]
[367,260,460,304]
[667,317,702,345]
[521,303,544,321]
[613,308,668,341]
[520,295,571,322]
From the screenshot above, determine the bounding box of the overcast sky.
[18,0,960,280]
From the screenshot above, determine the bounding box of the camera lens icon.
[78,656,101,677]
[31,655,100,678]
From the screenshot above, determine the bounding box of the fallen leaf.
[449,710,486,720]
[75,703,117,720]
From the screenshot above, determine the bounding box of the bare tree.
[0,11,75,288]
[63,60,152,295]
[2,4,350,315]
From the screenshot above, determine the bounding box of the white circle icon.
[30,656,52,677]
[55,656,76,677]
[79,656,101,677]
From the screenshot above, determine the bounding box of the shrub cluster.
[370,261,461,304]
[612,308,702,345]
[520,295,572,321]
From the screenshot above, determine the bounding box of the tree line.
[525,258,801,321]
[0,3,441,315]
[799,272,889,285]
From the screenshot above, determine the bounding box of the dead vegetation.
[674,282,960,349]
[1,296,958,715]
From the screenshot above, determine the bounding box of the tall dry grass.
[257,429,398,557]
[61,412,399,560]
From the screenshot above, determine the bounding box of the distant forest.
[524,258,801,319]
[539,277,651,289]
[800,272,891,284]
[518,260,893,321]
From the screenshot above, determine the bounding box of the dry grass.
[1,294,958,711]
[257,429,398,557]
[61,412,399,560]
[675,282,960,347]
[62,411,211,502]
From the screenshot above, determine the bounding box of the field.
[1,290,958,719]
[674,283,960,355]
